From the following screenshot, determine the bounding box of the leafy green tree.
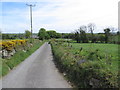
[88,23,95,43]
[75,30,80,43]
[104,28,111,43]
[79,25,88,43]
[38,28,49,40]
[25,30,31,39]
[47,30,57,38]
[74,25,88,43]
[45,33,50,39]
[68,33,75,39]
[97,34,105,43]
[2,34,10,39]
[56,33,62,38]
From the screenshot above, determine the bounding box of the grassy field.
[70,43,118,56]
[51,39,119,88]
[69,43,119,72]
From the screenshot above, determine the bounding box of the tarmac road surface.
[1,42,71,88]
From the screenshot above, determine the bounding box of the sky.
[0,0,119,33]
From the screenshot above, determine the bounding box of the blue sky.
[1,0,119,33]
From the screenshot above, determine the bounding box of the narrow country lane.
[1,42,71,88]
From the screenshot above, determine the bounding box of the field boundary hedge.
[50,40,119,88]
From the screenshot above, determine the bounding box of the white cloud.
[1,0,119,33]
[31,0,119,33]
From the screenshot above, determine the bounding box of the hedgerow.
[50,40,119,88]
[0,40,28,51]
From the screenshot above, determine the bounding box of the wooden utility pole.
[26,4,35,43]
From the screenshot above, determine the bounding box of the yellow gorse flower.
[1,40,28,51]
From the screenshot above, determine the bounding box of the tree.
[109,27,117,43]
[38,28,49,40]
[25,30,31,39]
[117,31,120,35]
[0,31,1,40]
[104,28,111,43]
[74,30,80,43]
[2,34,10,39]
[97,33,105,43]
[88,23,95,43]
[47,30,57,38]
[45,33,50,39]
[68,33,75,39]
[74,25,88,43]
[56,33,62,38]
[79,25,88,43]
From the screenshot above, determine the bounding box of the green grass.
[1,40,44,77]
[0,58,2,78]
[70,43,118,55]
[69,43,119,73]
[1,58,9,77]
[51,41,119,88]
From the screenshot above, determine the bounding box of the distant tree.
[97,33,105,43]
[25,30,31,39]
[88,23,95,43]
[74,25,88,43]
[61,33,69,38]
[56,33,62,38]
[117,31,120,35]
[11,34,18,39]
[116,30,120,44]
[2,34,5,39]
[47,30,57,38]
[2,34,10,39]
[104,28,111,43]
[38,28,49,40]
[79,25,88,43]
[68,33,75,39]
[45,33,50,39]
[74,30,80,43]
[109,27,118,43]
[18,33,23,39]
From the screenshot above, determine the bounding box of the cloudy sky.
[0,0,119,33]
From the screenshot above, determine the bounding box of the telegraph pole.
[26,4,36,43]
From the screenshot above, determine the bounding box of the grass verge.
[1,40,44,77]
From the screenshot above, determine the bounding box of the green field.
[51,40,119,87]
[70,43,118,55]
[69,43,119,72]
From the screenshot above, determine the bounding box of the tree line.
[1,24,119,44]
[38,28,61,40]
[37,26,119,44]
[73,23,119,44]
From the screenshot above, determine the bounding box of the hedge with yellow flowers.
[1,40,28,51]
